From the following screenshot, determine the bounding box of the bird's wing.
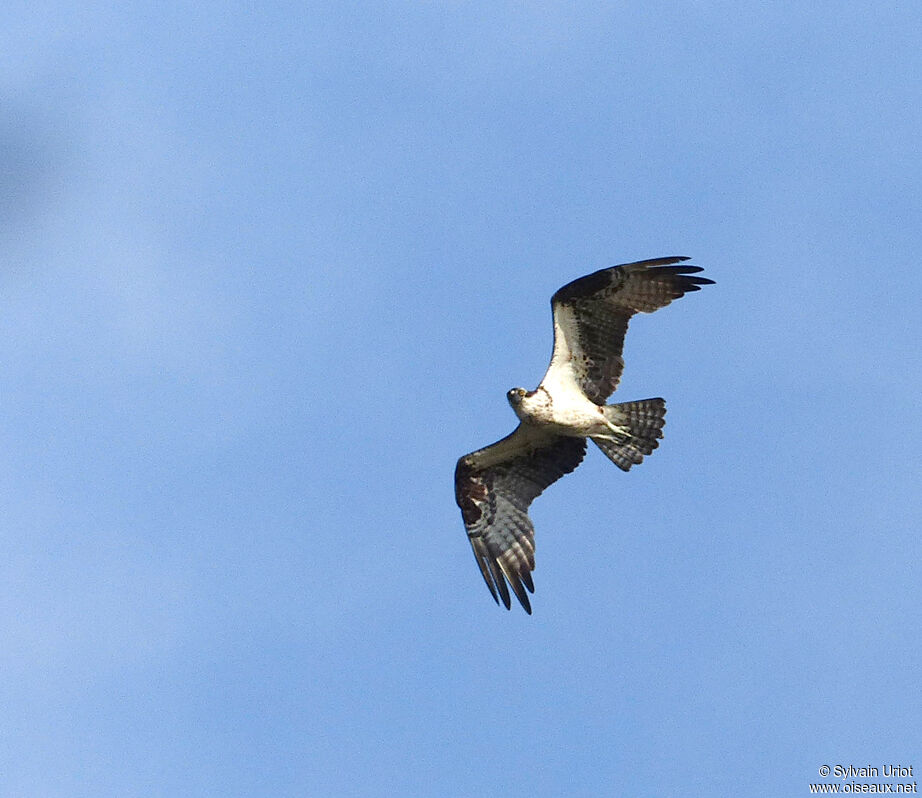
[455,425,587,613]
[540,256,714,405]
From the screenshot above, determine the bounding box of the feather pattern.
[542,257,714,404]
[455,427,586,613]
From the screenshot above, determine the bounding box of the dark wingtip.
[470,538,502,605]
[648,264,715,291]
[507,573,532,614]
[494,568,512,610]
[515,587,533,614]
[682,279,715,291]
[520,570,535,593]
[632,255,691,265]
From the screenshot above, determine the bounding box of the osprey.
[455,256,713,613]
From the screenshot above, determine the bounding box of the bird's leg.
[593,414,631,442]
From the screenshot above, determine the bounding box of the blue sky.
[2,2,920,796]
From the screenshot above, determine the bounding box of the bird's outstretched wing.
[540,256,714,405]
[455,426,587,613]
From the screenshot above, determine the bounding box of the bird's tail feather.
[591,398,666,471]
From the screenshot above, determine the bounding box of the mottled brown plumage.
[456,432,586,613]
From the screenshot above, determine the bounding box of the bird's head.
[506,387,527,407]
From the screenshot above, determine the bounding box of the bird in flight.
[455,256,714,613]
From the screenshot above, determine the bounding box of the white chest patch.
[521,386,608,436]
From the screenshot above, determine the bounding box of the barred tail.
[591,398,666,471]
